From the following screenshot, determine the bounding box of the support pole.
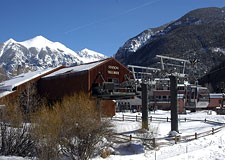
[96,98,101,120]
[170,75,178,133]
[222,93,224,108]
[183,62,186,74]
[161,57,164,70]
[141,83,149,130]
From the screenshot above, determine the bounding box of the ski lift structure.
[127,55,210,132]
[129,55,210,110]
[91,72,138,100]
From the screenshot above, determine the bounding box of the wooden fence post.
[175,136,177,144]
[185,118,186,122]
[123,114,124,121]
[212,128,214,135]
[150,116,152,122]
[205,118,207,122]
[167,117,169,122]
[195,132,197,139]
[152,138,156,148]
[130,135,132,141]
[136,115,138,121]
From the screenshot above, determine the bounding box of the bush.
[0,100,23,127]
[0,123,36,157]
[0,100,36,157]
[31,93,113,160]
[136,124,159,150]
[19,82,45,116]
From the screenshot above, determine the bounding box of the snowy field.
[93,110,225,160]
[1,110,225,160]
[112,111,224,137]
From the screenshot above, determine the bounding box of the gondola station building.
[0,58,135,117]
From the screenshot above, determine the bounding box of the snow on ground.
[1,110,225,160]
[93,110,225,160]
[0,156,26,160]
[113,110,224,137]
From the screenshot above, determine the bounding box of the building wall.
[208,98,222,109]
[38,58,134,117]
[152,90,185,113]
[38,58,134,100]
[37,71,89,100]
[178,98,185,113]
[89,59,133,117]
[153,90,170,110]
[89,58,133,88]
[101,100,116,117]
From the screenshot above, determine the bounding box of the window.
[107,78,119,92]
[163,96,167,99]
[108,78,119,84]
[178,87,184,91]
[156,96,161,102]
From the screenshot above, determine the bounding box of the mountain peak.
[81,48,91,52]
[20,35,54,50]
[32,35,49,41]
[5,38,16,44]
[80,48,106,57]
[0,36,107,78]
[77,48,107,63]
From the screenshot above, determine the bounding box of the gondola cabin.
[184,85,210,111]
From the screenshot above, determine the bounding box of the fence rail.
[111,114,225,148]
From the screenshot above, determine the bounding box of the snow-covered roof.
[116,97,142,105]
[0,67,59,98]
[177,94,184,98]
[44,59,107,78]
[210,93,224,98]
[155,78,170,81]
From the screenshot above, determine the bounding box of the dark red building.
[38,58,134,117]
[0,66,64,103]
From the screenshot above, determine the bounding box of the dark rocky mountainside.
[115,7,225,78]
[199,58,225,92]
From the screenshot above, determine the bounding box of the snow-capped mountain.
[0,36,107,77]
[77,48,107,63]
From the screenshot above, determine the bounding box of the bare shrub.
[0,67,7,82]
[0,100,36,157]
[0,123,36,157]
[19,82,44,116]
[136,124,159,150]
[31,93,113,160]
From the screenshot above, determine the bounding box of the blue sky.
[0,0,224,57]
